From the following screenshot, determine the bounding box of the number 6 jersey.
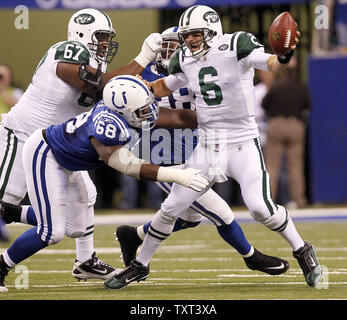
[165,31,272,145]
[2,40,106,136]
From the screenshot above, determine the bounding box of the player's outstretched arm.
[156,107,197,129]
[91,138,209,192]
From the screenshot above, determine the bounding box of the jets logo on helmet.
[103,75,159,130]
[203,11,220,23]
[178,5,222,59]
[68,8,118,63]
[74,14,95,25]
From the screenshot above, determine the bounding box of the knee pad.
[255,205,289,232]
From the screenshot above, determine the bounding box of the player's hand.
[291,23,300,50]
[175,168,210,192]
[134,33,162,68]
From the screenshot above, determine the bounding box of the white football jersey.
[165,31,271,145]
[2,40,106,136]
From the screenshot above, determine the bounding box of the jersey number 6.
[198,67,223,106]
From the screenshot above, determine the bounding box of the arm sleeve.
[164,73,188,92]
[239,47,272,71]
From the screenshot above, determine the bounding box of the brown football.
[268,12,297,56]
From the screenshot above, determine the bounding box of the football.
[268,11,297,56]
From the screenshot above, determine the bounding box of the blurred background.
[0,0,346,211]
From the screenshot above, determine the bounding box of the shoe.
[104,260,149,290]
[244,248,290,275]
[293,242,322,287]
[115,225,143,267]
[0,255,10,292]
[72,252,120,281]
[0,200,22,224]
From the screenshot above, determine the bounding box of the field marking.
[5,281,347,289]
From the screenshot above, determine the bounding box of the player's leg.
[231,138,322,287]
[117,180,289,275]
[0,130,68,291]
[0,127,29,240]
[71,171,119,281]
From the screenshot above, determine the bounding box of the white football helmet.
[178,5,223,58]
[68,8,118,63]
[103,75,159,130]
[156,26,180,75]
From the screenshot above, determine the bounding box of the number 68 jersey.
[45,101,133,171]
[166,31,272,145]
[2,40,106,136]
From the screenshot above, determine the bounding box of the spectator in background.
[0,64,23,120]
[254,69,275,148]
[335,0,347,52]
[262,57,311,209]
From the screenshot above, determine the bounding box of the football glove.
[134,33,162,68]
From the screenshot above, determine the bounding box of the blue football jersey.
[141,63,197,166]
[45,100,134,171]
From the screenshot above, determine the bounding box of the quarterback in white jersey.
[106,6,322,290]
[0,8,162,281]
[115,28,293,280]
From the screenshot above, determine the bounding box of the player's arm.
[155,107,197,129]
[90,137,209,191]
[57,33,162,93]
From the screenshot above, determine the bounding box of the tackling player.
[0,8,161,280]
[105,6,322,290]
[0,75,210,292]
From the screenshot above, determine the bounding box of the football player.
[0,8,161,281]
[0,75,210,292]
[115,27,291,276]
[105,6,322,290]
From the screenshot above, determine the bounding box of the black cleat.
[104,259,149,290]
[0,200,22,224]
[72,252,120,280]
[244,248,290,275]
[0,255,11,292]
[293,242,322,287]
[116,225,143,267]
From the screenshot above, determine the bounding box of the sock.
[21,205,37,226]
[75,231,94,263]
[217,220,252,255]
[277,217,305,251]
[3,227,47,267]
[136,210,175,266]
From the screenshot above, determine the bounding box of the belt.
[42,129,48,143]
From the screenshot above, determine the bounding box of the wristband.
[277,50,294,64]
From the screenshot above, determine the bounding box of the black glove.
[79,62,104,92]
[277,50,294,64]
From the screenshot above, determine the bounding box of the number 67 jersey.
[2,40,106,137]
[45,100,133,171]
[166,31,272,146]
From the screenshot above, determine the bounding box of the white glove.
[134,33,162,68]
[157,167,210,192]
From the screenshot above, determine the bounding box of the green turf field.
[0,218,346,300]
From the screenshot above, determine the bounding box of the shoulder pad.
[168,49,183,75]
[230,32,263,60]
[54,41,90,64]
